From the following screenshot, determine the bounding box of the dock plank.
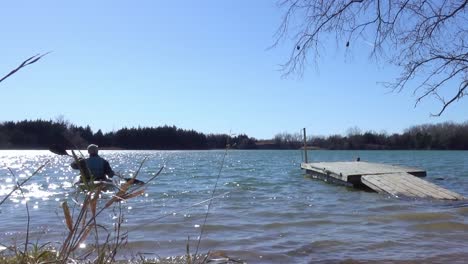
[362,173,464,200]
[402,175,464,200]
[302,161,464,200]
[384,174,431,198]
[363,174,427,198]
[361,175,401,197]
[301,161,426,181]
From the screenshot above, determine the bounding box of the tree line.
[273,122,468,150]
[1,119,467,150]
[0,119,256,150]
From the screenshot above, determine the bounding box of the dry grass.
[0,147,240,264]
[0,151,163,263]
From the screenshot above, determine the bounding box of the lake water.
[1,150,468,263]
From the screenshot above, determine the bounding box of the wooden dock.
[301,161,464,200]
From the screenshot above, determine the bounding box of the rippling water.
[1,150,467,263]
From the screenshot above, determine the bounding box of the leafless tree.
[0,52,49,84]
[275,0,467,115]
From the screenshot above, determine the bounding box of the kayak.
[73,177,144,192]
[74,180,118,192]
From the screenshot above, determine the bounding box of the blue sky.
[1,0,466,139]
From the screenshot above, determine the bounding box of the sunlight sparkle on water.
[48,183,60,190]
[21,183,59,199]
[1,150,467,263]
[0,184,15,196]
[62,181,73,188]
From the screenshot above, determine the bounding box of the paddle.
[49,144,144,185]
[49,144,72,156]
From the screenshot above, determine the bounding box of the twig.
[0,161,49,206]
[0,52,50,84]
[194,144,230,259]
[8,168,31,259]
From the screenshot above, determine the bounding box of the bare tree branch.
[0,52,50,84]
[433,80,468,116]
[276,0,468,115]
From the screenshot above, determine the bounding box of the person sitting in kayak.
[71,144,115,182]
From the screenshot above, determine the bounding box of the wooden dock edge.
[301,162,465,200]
[302,165,353,187]
[301,163,363,185]
[362,173,465,200]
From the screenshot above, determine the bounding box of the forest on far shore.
[1,119,467,150]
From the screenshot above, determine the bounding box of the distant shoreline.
[1,147,467,151]
[1,119,468,150]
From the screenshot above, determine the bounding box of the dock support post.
[303,128,308,163]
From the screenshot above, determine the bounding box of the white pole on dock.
[303,128,308,163]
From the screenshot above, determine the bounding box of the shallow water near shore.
[1,150,468,263]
